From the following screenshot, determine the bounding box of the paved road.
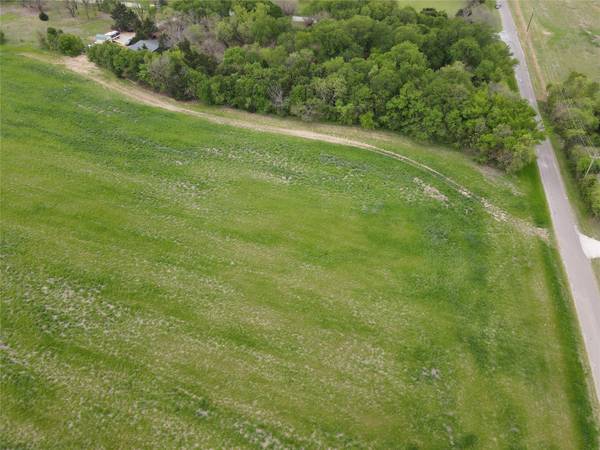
[499,2,600,401]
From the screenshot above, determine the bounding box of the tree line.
[86,0,543,171]
[546,73,600,215]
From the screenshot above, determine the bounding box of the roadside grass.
[0,1,111,46]
[509,0,600,280]
[540,243,600,449]
[1,50,598,448]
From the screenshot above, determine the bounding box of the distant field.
[1,49,597,447]
[294,0,466,16]
[0,0,469,45]
[0,1,111,46]
[397,0,465,15]
[509,0,600,95]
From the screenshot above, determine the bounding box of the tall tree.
[111,3,139,31]
[65,0,78,17]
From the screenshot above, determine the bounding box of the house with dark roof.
[291,16,317,27]
[128,39,160,52]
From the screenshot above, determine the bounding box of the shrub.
[40,28,85,57]
[139,52,196,100]
[44,27,62,51]
[57,34,85,56]
[0,30,5,45]
[87,41,148,79]
[359,111,375,129]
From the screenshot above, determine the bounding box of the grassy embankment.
[1,46,598,447]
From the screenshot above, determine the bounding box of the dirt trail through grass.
[30,53,548,239]
[61,57,464,186]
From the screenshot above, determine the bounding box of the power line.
[526,10,534,33]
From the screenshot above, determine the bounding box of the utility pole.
[584,155,599,178]
[526,9,534,33]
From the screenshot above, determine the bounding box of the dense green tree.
[361,0,398,21]
[215,4,288,46]
[171,0,233,21]
[305,0,368,19]
[86,1,541,172]
[394,24,425,47]
[134,17,158,41]
[547,72,600,146]
[178,39,217,74]
[111,3,139,32]
[57,33,85,56]
[171,0,282,22]
[547,72,600,214]
[309,19,361,60]
[396,6,418,25]
[450,37,482,68]
[140,51,195,99]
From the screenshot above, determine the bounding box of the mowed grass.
[1,50,598,448]
[510,0,600,95]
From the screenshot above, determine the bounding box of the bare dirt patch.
[477,165,524,197]
[413,177,448,204]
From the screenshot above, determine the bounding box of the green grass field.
[1,49,598,448]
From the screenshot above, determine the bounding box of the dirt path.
[24,53,547,239]
[61,57,468,189]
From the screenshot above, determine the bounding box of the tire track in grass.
[22,53,548,240]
